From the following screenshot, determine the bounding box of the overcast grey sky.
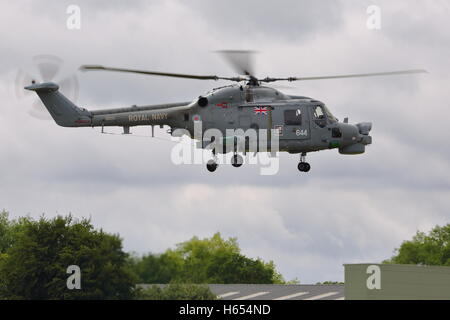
[1,0,449,283]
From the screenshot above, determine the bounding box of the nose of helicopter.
[338,122,372,145]
[339,123,360,146]
[337,122,372,155]
[357,122,373,145]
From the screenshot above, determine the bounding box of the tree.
[384,224,450,266]
[0,214,136,299]
[0,210,28,254]
[0,210,11,253]
[0,210,30,297]
[132,250,184,284]
[136,283,217,300]
[132,233,286,284]
[316,281,343,285]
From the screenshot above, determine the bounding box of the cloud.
[1,0,449,284]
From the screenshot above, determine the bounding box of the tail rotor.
[15,55,79,120]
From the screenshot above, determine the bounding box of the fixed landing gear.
[206,153,244,172]
[231,154,243,168]
[207,150,218,172]
[298,162,311,172]
[298,152,311,173]
[206,160,218,172]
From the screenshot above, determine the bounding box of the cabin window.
[284,109,302,125]
[184,113,189,121]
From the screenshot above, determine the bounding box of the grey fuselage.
[25,82,372,155]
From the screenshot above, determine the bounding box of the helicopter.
[24,51,427,173]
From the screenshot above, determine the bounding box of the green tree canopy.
[0,213,136,299]
[385,224,450,266]
[136,283,217,300]
[132,233,286,284]
[0,210,28,254]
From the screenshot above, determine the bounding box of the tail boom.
[25,82,191,130]
[25,82,91,127]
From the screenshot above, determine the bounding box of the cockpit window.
[323,105,338,123]
[313,106,327,128]
[313,106,325,119]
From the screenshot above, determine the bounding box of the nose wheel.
[298,152,311,173]
[298,162,311,172]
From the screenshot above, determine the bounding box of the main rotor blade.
[79,65,245,82]
[261,69,428,82]
[216,50,256,77]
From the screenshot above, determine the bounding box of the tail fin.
[25,82,91,127]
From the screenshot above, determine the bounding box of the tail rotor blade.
[30,100,52,120]
[15,69,35,99]
[16,55,78,120]
[34,55,63,82]
[58,74,79,103]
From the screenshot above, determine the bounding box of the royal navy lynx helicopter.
[24,51,426,172]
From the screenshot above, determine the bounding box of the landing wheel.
[231,154,243,168]
[206,160,218,172]
[298,152,310,172]
[298,162,311,172]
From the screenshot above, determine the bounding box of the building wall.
[345,264,450,300]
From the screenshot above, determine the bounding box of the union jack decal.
[254,106,268,115]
